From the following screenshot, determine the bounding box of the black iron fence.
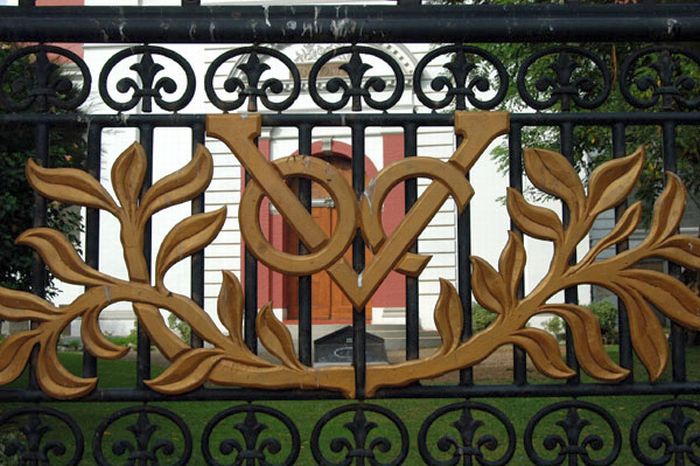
[0,2,699,465]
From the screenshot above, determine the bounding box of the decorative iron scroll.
[0,112,699,399]
[2,44,700,113]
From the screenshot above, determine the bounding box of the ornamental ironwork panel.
[0,2,699,465]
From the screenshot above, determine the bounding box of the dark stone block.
[314,326,388,364]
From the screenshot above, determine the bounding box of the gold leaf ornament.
[139,144,214,224]
[0,329,41,385]
[523,148,585,221]
[82,306,130,359]
[111,142,147,217]
[155,207,227,287]
[433,279,464,357]
[506,189,564,243]
[26,159,118,215]
[257,304,304,371]
[540,304,628,381]
[586,148,644,218]
[0,287,60,322]
[16,229,119,287]
[471,257,508,315]
[146,348,227,394]
[36,333,96,399]
[508,328,575,379]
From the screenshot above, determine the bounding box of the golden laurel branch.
[0,112,698,399]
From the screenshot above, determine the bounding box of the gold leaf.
[111,143,146,215]
[586,148,644,217]
[523,148,585,221]
[257,303,304,371]
[140,144,213,223]
[542,304,628,382]
[655,235,700,270]
[0,330,40,385]
[498,232,525,305]
[506,189,563,243]
[509,328,575,379]
[36,338,96,399]
[17,229,119,287]
[218,271,244,345]
[471,257,507,315]
[26,159,118,215]
[433,279,463,357]
[582,202,642,265]
[155,208,227,287]
[82,307,129,359]
[646,174,686,245]
[146,348,226,395]
[620,269,700,330]
[0,287,60,322]
[617,288,668,381]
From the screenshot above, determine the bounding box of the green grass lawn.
[1,347,699,465]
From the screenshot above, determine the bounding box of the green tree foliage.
[0,45,85,299]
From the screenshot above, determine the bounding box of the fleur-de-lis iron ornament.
[621,46,700,111]
[517,46,611,110]
[0,44,91,112]
[205,46,301,112]
[308,45,405,111]
[202,404,300,466]
[418,401,516,465]
[0,111,699,400]
[0,407,84,465]
[631,400,700,465]
[93,406,192,466]
[98,45,195,113]
[524,401,622,465]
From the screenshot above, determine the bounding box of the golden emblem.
[0,112,698,399]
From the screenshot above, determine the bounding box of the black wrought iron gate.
[0,1,699,464]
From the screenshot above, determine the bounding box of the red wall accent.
[373,133,406,309]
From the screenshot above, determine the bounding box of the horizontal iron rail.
[1,381,699,403]
[0,4,699,43]
[2,112,700,126]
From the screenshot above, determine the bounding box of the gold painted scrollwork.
[0,112,697,400]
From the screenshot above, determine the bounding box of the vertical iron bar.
[509,123,527,386]
[190,123,205,349]
[612,123,633,382]
[28,122,49,390]
[298,125,313,366]
[137,123,154,387]
[82,123,102,378]
[244,201,258,353]
[560,121,580,384]
[352,123,366,399]
[404,123,419,361]
[457,133,473,386]
[662,120,686,382]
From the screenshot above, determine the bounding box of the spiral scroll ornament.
[418,401,516,466]
[413,44,508,111]
[0,45,91,112]
[517,47,611,111]
[93,406,192,466]
[308,45,404,111]
[202,404,301,466]
[524,401,622,466]
[620,46,700,111]
[205,46,301,112]
[98,45,195,113]
[0,407,84,466]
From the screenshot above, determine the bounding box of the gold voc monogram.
[0,112,698,400]
[208,113,508,308]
